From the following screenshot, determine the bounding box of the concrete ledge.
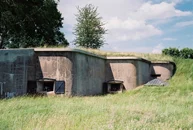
[34,48,152,63]
[34,48,106,59]
[151,61,175,64]
[0,48,34,55]
[1,48,175,64]
[106,57,151,63]
[0,48,34,51]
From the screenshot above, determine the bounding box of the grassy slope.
[0,58,193,130]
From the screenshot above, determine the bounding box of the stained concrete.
[150,61,176,81]
[105,58,137,90]
[105,57,152,90]
[35,50,74,96]
[136,60,151,86]
[0,49,35,97]
[73,53,105,96]
[35,48,106,96]
[0,48,176,97]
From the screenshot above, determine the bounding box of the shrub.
[180,48,193,59]
[162,47,193,59]
[162,47,180,57]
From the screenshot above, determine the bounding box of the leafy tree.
[180,48,193,59]
[162,47,193,59]
[162,47,180,57]
[74,4,106,49]
[0,0,69,49]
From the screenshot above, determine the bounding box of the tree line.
[162,48,193,59]
[0,1,106,49]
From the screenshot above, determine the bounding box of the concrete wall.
[0,49,35,97]
[136,60,151,86]
[105,58,137,90]
[35,49,74,96]
[35,49,106,96]
[150,62,176,81]
[72,52,106,96]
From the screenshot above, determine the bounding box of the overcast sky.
[58,0,193,53]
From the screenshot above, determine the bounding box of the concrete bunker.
[0,48,176,98]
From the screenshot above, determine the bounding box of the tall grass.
[0,58,193,130]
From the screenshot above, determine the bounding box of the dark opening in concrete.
[27,81,37,94]
[103,80,124,94]
[43,82,54,92]
[37,78,56,94]
[110,84,121,91]
[151,74,161,78]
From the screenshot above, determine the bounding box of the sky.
[58,0,193,53]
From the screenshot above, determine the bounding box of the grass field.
[0,58,193,130]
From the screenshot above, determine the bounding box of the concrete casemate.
[0,48,176,97]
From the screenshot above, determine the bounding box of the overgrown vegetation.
[0,58,193,129]
[162,47,193,59]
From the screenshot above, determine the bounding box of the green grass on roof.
[35,46,173,61]
[79,48,173,61]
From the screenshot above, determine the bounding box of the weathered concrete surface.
[0,49,35,97]
[0,48,176,97]
[106,57,137,90]
[73,52,105,96]
[106,57,151,90]
[35,48,106,96]
[35,49,74,96]
[150,62,176,81]
[136,60,151,86]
